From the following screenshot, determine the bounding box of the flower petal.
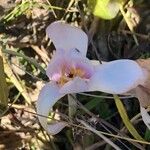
[46,21,88,56]
[46,48,94,80]
[37,82,67,135]
[60,77,89,94]
[140,106,150,129]
[89,60,146,94]
[46,50,65,79]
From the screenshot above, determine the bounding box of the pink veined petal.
[140,106,150,129]
[65,49,94,78]
[89,60,146,94]
[59,77,89,94]
[46,48,94,80]
[37,82,67,135]
[46,50,65,79]
[46,21,88,56]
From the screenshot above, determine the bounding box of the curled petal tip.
[46,122,68,135]
[37,82,66,135]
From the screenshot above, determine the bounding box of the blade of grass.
[0,49,8,114]
[3,52,31,104]
[3,0,32,22]
[73,95,144,148]
[144,128,150,141]
[79,92,134,99]
[2,0,65,23]
[2,49,45,74]
[78,119,121,150]
[68,94,77,119]
[114,95,144,141]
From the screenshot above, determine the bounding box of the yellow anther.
[58,67,85,86]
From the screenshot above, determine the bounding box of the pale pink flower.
[37,21,148,135]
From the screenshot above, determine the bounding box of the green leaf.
[84,98,101,110]
[144,128,150,141]
[97,100,111,118]
[88,0,120,20]
[84,97,111,118]
[114,95,144,141]
[0,49,8,114]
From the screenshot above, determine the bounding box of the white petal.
[60,77,89,94]
[89,60,146,94]
[46,21,88,56]
[37,82,67,135]
[140,106,150,129]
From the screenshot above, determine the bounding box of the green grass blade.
[2,49,45,74]
[3,54,31,104]
[0,49,8,114]
[114,95,144,141]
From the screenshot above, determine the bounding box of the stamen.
[75,68,85,77]
[57,66,86,86]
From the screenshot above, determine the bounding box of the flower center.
[58,67,85,86]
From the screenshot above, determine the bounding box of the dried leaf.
[136,59,150,107]
[136,58,150,72]
[135,86,150,107]
[136,59,150,89]
[140,107,150,130]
